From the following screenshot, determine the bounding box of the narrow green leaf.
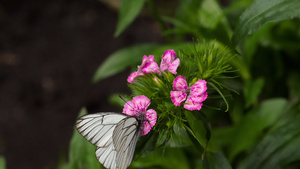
[92,44,159,83]
[0,156,6,169]
[232,0,300,46]
[202,152,232,169]
[114,0,146,37]
[208,81,229,112]
[238,115,300,169]
[229,98,288,160]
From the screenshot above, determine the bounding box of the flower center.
[185,86,191,96]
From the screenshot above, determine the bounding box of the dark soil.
[0,0,165,168]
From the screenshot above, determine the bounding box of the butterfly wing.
[95,143,117,169]
[112,117,140,169]
[75,112,140,169]
[75,112,128,147]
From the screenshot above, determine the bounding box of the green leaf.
[202,152,232,169]
[173,0,232,45]
[108,93,130,108]
[132,147,190,169]
[167,124,193,148]
[244,77,265,108]
[185,111,211,151]
[287,72,300,102]
[229,98,288,160]
[92,44,159,83]
[114,0,146,37]
[135,133,159,157]
[92,43,192,83]
[67,108,103,169]
[0,156,6,169]
[232,0,300,46]
[238,115,300,169]
[151,43,192,57]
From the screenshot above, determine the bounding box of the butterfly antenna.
[119,95,136,110]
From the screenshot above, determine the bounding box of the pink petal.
[184,96,203,111]
[190,79,207,96]
[148,55,155,62]
[127,71,144,83]
[132,95,150,114]
[192,92,208,103]
[170,91,187,106]
[163,50,176,63]
[139,55,155,72]
[173,76,188,91]
[160,50,177,72]
[140,121,151,136]
[160,61,168,72]
[142,55,148,63]
[145,109,157,127]
[122,100,136,116]
[142,61,160,74]
[168,58,180,75]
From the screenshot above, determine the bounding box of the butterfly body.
[76,112,141,169]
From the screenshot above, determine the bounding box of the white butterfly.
[75,112,141,169]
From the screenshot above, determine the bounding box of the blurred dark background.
[0,0,165,168]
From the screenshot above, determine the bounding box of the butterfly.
[75,95,157,169]
[75,112,141,169]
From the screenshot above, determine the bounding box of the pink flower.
[122,95,157,135]
[170,76,208,111]
[160,49,180,74]
[127,71,144,84]
[127,55,160,83]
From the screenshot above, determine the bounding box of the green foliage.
[57,108,104,169]
[237,115,300,169]
[202,152,232,169]
[243,77,264,107]
[131,147,190,169]
[232,0,300,46]
[114,0,146,37]
[93,43,192,83]
[0,156,6,169]
[228,98,289,160]
[93,44,159,83]
[57,0,300,168]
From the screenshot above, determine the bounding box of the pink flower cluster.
[170,76,208,111]
[122,95,157,136]
[127,49,180,83]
